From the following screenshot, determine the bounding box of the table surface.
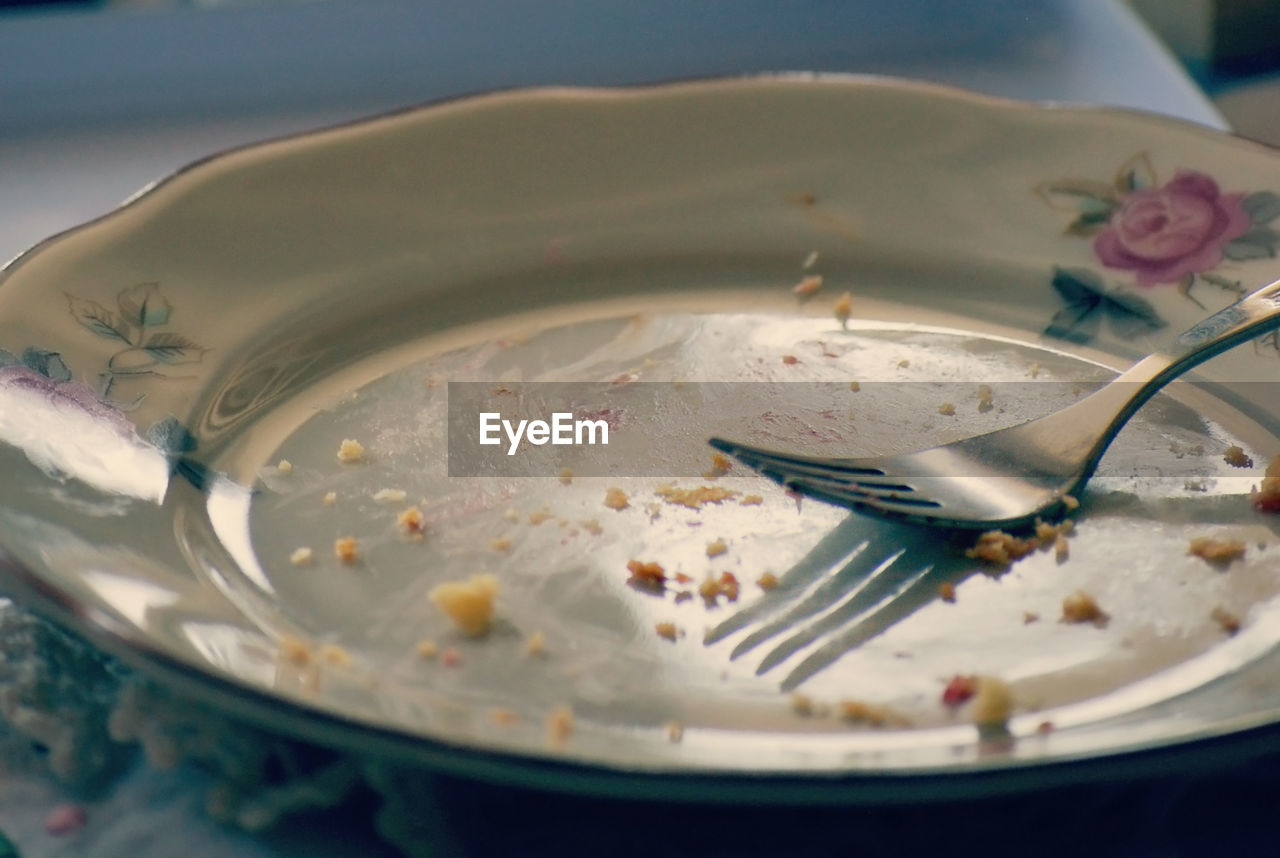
[0,1,1248,855]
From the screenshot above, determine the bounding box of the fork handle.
[1051,277,1280,480]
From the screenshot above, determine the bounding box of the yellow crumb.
[415,639,439,660]
[1029,362,1041,379]
[322,491,337,505]
[740,494,764,506]
[781,354,799,365]
[965,530,1037,567]
[849,380,860,392]
[665,720,684,743]
[1062,495,1079,511]
[938,402,956,416]
[1061,589,1108,625]
[524,630,547,656]
[547,704,574,745]
[372,488,407,504]
[603,487,630,510]
[397,505,425,535]
[336,438,365,463]
[1210,606,1241,635]
[757,571,779,590]
[790,693,818,717]
[705,538,728,558]
[318,644,352,667]
[977,384,994,413]
[802,250,819,269]
[939,582,956,603]
[655,484,738,509]
[528,508,554,525]
[278,635,313,667]
[971,676,1015,729]
[897,359,910,369]
[558,466,574,485]
[1054,533,1069,562]
[703,452,732,479]
[502,507,520,522]
[1224,445,1253,468]
[334,537,359,564]
[1189,536,1246,565]
[277,459,294,475]
[655,621,682,641]
[428,574,500,637]
[838,699,909,728]
[490,708,519,727]
[580,518,603,535]
[833,291,853,327]
[792,274,824,299]
[490,537,512,552]
[289,547,313,566]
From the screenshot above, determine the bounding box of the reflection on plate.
[4,76,1280,798]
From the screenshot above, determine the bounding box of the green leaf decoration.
[66,294,132,343]
[146,415,197,456]
[0,348,17,368]
[1035,179,1118,212]
[142,332,204,365]
[21,347,72,382]
[1177,272,1205,309]
[118,282,172,327]
[1243,190,1280,224]
[0,827,19,857]
[1198,272,1246,297]
[1223,228,1279,261]
[1064,208,1113,236]
[1113,151,1156,193]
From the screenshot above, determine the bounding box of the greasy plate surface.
[4,76,1280,794]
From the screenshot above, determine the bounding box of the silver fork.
[710,278,1280,530]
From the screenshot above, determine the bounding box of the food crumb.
[372,488,408,504]
[1061,589,1108,626]
[502,507,520,522]
[1211,606,1241,635]
[971,676,1015,730]
[1062,494,1079,511]
[336,438,365,463]
[790,693,821,717]
[397,506,425,536]
[939,582,956,603]
[977,384,994,413]
[655,484,738,509]
[322,491,337,506]
[524,630,547,656]
[528,508,554,525]
[558,467,574,485]
[277,459,294,475]
[897,359,910,368]
[580,518,604,535]
[1224,445,1253,468]
[334,537,359,564]
[941,674,977,708]
[319,643,352,667]
[849,380,860,392]
[781,354,800,365]
[839,699,908,728]
[655,621,682,641]
[1253,454,1280,511]
[833,291,853,328]
[1054,533,1069,562]
[699,571,741,606]
[490,708,519,727]
[491,537,512,552]
[547,705,574,745]
[740,494,764,506]
[440,648,461,667]
[1029,362,1041,379]
[665,720,685,743]
[1189,536,1247,565]
[603,487,630,510]
[705,538,728,557]
[626,559,667,592]
[278,635,313,667]
[428,573,500,636]
[757,571,780,590]
[289,547,313,566]
[415,639,439,660]
[44,803,87,836]
[703,452,732,479]
[965,530,1037,567]
[938,402,956,416]
[802,250,819,270]
[792,274,823,299]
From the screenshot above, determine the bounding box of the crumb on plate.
[1210,605,1241,635]
[604,487,630,510]
[965,530,1037,567]
[491,537,512,552]
[792,274,823,299]
[655,484,738,509]
[1225,445,1253,468]
[938,402,956,416]
[372,488,407,504]
[1061,589,1108,626]
[626,559,667,592]
[547,705,574,745]
[322,491,337,506]
[336,438,365,463]
[397,506,425,536]
[334,537,359,564]
[277,459,293,475]
[977,384,994,413]
[971,675,1015,730]
[428,573,499,637]
[558,466,574,485]
[278,635,313,667]
[665,720,684,743]
[757,571,779,591]
[289,547,313,566]
[705,538,728,558]
[655,621,682,641]
[524,630,547,656]
[1252,453,1280,511]
[415,639,439,660]
[741,494,764,506]
[833,291,853,327]
[1189,536,1246,565]
[939,582,956,603]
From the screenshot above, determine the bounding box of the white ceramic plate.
[5,76,1280,799]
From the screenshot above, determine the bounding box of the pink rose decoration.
[1093,171,1251,286]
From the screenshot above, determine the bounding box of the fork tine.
[708,437,885,476]
[779,475,942,510]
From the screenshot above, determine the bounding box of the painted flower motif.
[0,350,131,432]
[1092,171,1250,286]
